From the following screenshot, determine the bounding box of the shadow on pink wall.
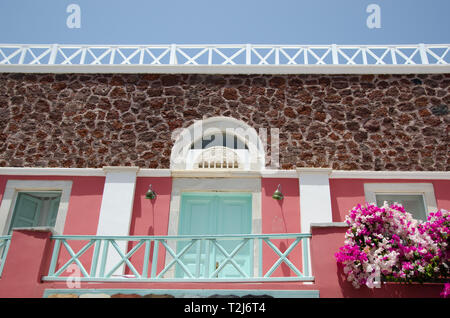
[126,177,172,276]
[261,178,303,277]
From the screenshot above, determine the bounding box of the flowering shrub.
[335,202,449,290]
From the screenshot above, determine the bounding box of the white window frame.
[170,116,265,171]
[0,180,73,235]
[364,183,438,218]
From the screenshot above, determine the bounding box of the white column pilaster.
[297,168,333,278]
[96,166,139,276]
[297,168,333,233]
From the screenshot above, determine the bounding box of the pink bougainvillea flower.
[335,202,449,289]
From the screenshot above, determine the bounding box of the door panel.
[176,192,252,279]
[177,195,216,278]
[215,195,252,278]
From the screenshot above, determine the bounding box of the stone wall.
[0,73,448,170]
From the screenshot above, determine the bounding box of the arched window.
[190,132,248,150]
[170,117,265,171]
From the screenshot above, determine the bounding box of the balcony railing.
[0,235,11,277]
[0,43,448,66]
[42,233,313,282]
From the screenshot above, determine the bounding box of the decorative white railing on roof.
[0,43,449,66]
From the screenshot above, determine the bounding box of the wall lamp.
[272,184,284,200]
[145,184,157,200]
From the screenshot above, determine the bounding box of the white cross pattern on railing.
[0,43,448,66]
[43,233,313,282]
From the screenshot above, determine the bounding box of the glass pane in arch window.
[191,132,248,150]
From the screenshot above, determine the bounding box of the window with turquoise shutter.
[8,192,62,233]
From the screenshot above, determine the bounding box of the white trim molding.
[297,168,333,175]
[171,169,261,178]
[1,167,449,180]
[1,64,449,74]
[331,170,450,180]
[0,167,105,177]
[139,169,171,177]
[0,179,73,235]
[0,167,172,177]
[260,169,298,178]
[102,166,140,173]
[364,183,438,214]
[310,222,348,228]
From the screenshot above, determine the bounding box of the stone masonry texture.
[0,73,448,170]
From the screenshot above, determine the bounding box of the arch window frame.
[170,117,266,171]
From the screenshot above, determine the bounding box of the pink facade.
[0,172,447,298]
[0,44,448,298]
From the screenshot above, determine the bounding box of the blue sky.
[0,0,449,45]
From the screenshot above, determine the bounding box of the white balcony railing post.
[246,44,252,65]
[48,44,58,65]
[80,46,87,64]
[419,43,429,65]
[275,47,280,65]
[18,46,27,64]
[331,44,339,65]
[169,44,177,65]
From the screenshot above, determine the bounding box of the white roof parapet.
[0,43,449,74]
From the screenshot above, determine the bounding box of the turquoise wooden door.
[176,192,252,279]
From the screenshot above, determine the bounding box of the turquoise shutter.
[47,196,61,227]
[9,193,43,233]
